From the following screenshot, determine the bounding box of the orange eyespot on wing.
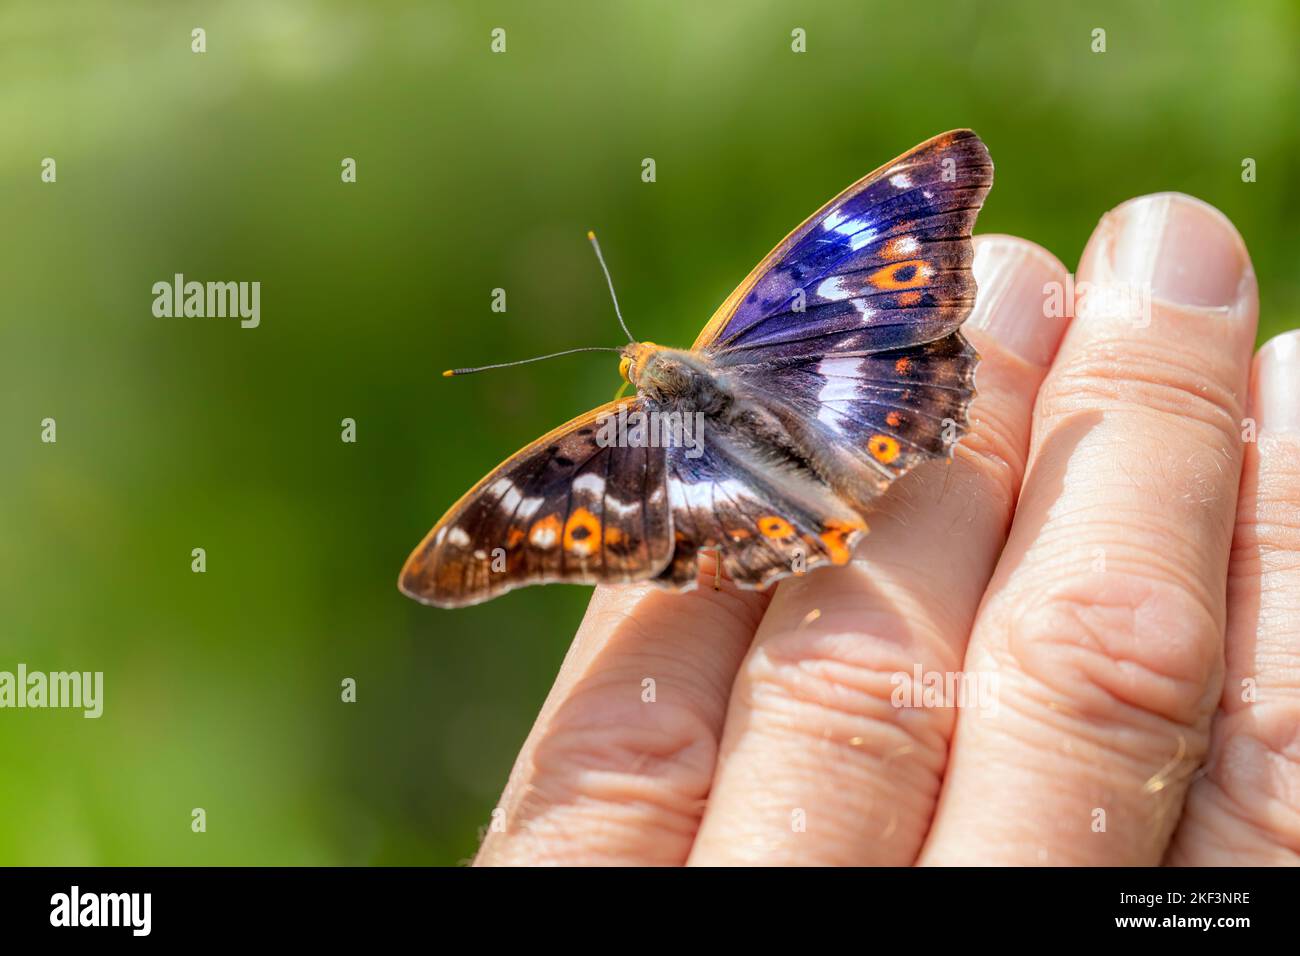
[758,515,796,539]
[867,259,933,291]
[867,434,901,463]
[563,508,601,556]
[818,518,866,564]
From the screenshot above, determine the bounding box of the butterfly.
[400,130,993,608]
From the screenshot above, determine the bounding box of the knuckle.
[996,572,1223,740]
[1198,702,1300,856]
[528,681,719,818]
[741,618,956,767]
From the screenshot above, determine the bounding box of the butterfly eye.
[618,356,632,381]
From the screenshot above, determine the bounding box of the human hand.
[475,193,1298,866]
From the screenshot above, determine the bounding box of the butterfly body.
[402,131,993,608]
[622,344,729,415]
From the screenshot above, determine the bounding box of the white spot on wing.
[669,477,751,511]
[889,173,912,189]
[848,228,877,251]
[488,477,521,513]
[448,527,471,547]
[605,497,640,516]
[814,358,864,432]
[816,275,856,301]
[572,473,605,498]
[822,209,876,251]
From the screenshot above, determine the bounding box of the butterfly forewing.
[687,130,990,523]
[695,129,991,361]
[400,399,673,608]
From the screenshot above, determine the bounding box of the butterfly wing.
[400,399,673,608]
[722,331,979,497]
[655,424,868,590]
[692,129,991,361]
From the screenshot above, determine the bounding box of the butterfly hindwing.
[400,399,672,608]
[695,129,992,362]
[724,330,979,485]
[655,429,867,590]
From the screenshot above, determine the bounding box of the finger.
[476,555,767,865]
[921,194,1259,866]
[688,236,1072,865]
[1168,330,1300,864]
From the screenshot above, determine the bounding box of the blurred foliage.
[1,0,1297,864]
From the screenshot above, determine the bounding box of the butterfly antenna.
[587,230,635,343]
[442,346,621,377]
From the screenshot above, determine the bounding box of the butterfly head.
[619,341,662,387]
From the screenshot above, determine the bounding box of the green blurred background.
[1,0,1297,865]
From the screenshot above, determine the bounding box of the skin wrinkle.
[997,576,1223,726]
[1003,529,1231,619]
[699,720,940,864]
[1176,716,1300,861]
[743,652,957,753]
[931,684,1203,864]
[527,736,711,807]
[956,412,1027,509]
[1044,341,1245,431]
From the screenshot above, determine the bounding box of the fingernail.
[1256,330,1300,433]
[1107,193,1250,309]
[968,235,1070,366]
